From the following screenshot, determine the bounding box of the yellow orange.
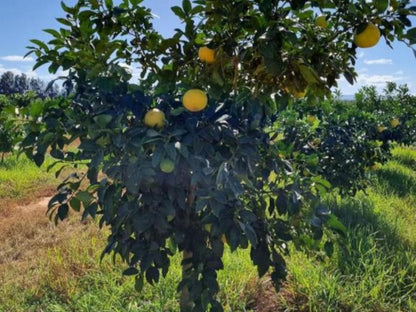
[354,23,380,48]
[377,125,387,133]
[198,46,216,64]
[306,115,317,123]
[144,108,165,129]
[391,118,400,128]
[315,15,328,28]
[182,89,208,112]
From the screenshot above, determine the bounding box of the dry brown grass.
[0,193,108,305]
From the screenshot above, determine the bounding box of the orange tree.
[23,0,416,310]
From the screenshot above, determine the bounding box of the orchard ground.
[1,145,416,312]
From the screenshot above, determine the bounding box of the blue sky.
[0,0,415,95]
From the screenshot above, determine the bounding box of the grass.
[0,154,57,205]
[0,220,257,312]
[276,145,416,312]
[2,146,416,311]
[392,145,416,170]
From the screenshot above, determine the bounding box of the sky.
[0,0,415,96]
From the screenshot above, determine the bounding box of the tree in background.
[0,71,60,97]
[14,73,30,94]
[22,0,416,311]
[0,71,15,95]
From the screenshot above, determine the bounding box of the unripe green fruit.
[160,159,175,173]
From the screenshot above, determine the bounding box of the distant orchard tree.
[14,73,30,94]
[0,71,15,95]
[29,77,45,96]
[44,82,60,98]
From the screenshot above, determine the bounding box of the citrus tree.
[355,82,416,145]
[275,96,394,196]
[23,0,416,310]
[0,92,46,161]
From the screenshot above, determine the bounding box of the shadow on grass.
[374,163,416,197]
[325,194,416,303]
[392,147,416,171]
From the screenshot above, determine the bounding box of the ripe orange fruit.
[144,108,165,129]
[391,118,400,128]
[198,46,216,64]
[315,15,328,28]
[377,125,387,133]
[354,23,380,48]
[306,115,317,123]
[182,89,208,112]
[160,159,175,173]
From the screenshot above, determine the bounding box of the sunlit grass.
[2,146,416,311]
[0,154,56,201]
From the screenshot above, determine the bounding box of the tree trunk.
[180,250,194,312]
[180,185,196,312]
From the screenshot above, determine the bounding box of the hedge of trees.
[0,71,60,97]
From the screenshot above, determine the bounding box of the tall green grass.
[0,154,56,201]
[392,146,416,170]
[2,146,416,311]
[0,226,257,312]
[277,146,416,312]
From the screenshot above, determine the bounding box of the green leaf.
[276,190,288,215]
[182,0,192,14]
[250,243,270,277]
[43,29,62,39]
[324,241,334,257]
[123,267,139,276]
[33,152,45,167]
[299,64,319,84]
[30,39,49,51]
[76,191,94,207]
[135,274,144,291]
[244,224,258,247]
[171,6,185,19]
[343,70,355,85]
[146,267,160,285]
[311,176,331,189]
[29,101,44,118]
[58,204,69,220]
[407,27,416,44]
[326,214,347,236]
[374,0,388,12]
[32,59,50,71]
[69,197,81,212]
[146,129,162,137]
[56,17,72,27]
[170,107,186,116]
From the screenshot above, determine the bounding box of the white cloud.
[357,73,405,85]
[0,64,36,77]
[363,58,393,65]
[336,70,414,96]
[0,55,34,62]
[0,64,58,83]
